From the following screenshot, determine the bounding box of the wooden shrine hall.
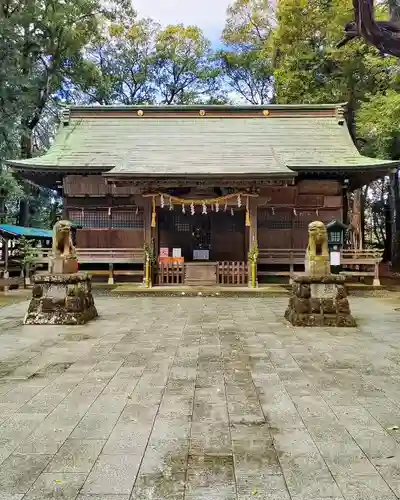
[7,104,396,286]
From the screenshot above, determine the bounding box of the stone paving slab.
[1,296,400,498]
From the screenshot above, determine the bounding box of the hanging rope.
[142,190,257,206]
[245,195,251,227]
[151,196,156,228]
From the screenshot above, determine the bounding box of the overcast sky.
[132,0,232,44]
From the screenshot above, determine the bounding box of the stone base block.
[52,257,79,274]
[284,274,356,327]
[24,273,98,325]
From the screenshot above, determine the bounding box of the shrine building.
[7,104,396,286]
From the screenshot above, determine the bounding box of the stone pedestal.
[305,255,330,277]
[285,275,356,327]
[24,273,97,325]
[51,257,79,274]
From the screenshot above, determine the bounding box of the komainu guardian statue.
[52,220,76,260]
[284,220,356,327]
[24,219,98,325]
[51,220,78,274]
[305,221,330,276]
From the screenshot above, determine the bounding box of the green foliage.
[70,16,159,104]
[274,0,386,104]
[14,237,39,267]
[68,19,224,105]
[144,241,156,264]
[218,0,274,104]
[0,0,130,226]
[0,168,23,199]
[0,0,105,152]
[154,24,222,104]
[358,91,400,159]
[248,244,259,263]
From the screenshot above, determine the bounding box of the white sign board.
[330,251,341,266]
[311,283,336,299]
[193,249,209,260]
[172,248,182,258]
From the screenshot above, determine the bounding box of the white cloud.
[132,0,231,41]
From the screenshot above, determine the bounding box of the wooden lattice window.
[297,194,324,207]
[212,211,243,232]
[111,209,143,229]
[68,210,84,227]
[293,211,315,229]
[68,209,108,229]
[258,209,292,229]
[172,215,191,232]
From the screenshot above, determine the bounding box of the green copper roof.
[7,104,397,176]
[0,224,52,239]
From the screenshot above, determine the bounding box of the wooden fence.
[34,248,144,265]
[157,262,185,285]
[217,261,248,286]
[258,248,383,285]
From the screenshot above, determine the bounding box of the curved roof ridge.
[66,103,347,112]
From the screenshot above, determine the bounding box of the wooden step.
[184,262,217,286]
[185,280,216,286]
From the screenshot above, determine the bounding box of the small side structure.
[24,220,97,325]
[285,221,356,327]
[0,224,52,290]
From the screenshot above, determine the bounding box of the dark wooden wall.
[211,211,245,261]
[63,175,343,252]
[158,210,245,261]
[64,175,144,248]
[257,180,343,249]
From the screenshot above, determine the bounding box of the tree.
[273,0,392,113]
[218,0,275,104]
[0,0,134,226]
[273,0,400,266]
[0,168,23,223]
[153,24,222,104]
[358,90,400,267]
[338,0,400,58]
[67,17,159,105]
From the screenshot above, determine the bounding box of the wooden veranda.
[30,247,383,287]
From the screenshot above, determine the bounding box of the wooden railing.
[258,249,304,276]
[340,249,383,286]
[34,248,144,265]
[30,248,145,284]
[217,261,248,286]
[257,248,384,285]
[157,262,185,285]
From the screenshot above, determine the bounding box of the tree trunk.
[384,201,391,261]
[360,186,366,249]
[390,169,400,270]
[18,129,33,227]
[347,87,357,142]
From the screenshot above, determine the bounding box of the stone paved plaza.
[1,295,400,499]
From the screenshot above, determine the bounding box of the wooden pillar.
[143,198,152,246]
[108,202,112,249]
[108,263,114,285]
[373,255,381,287]
[143,198,152,286]
[24,263,31,286]
[3,237,9,292]
[248,198,258,287]
[248,197,258,251]
[62,195,68,220]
